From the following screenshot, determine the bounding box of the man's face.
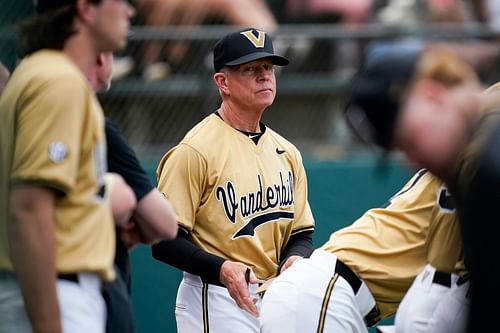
[395,82,469,179]
[91,0,134,52]
[224,58,277,111]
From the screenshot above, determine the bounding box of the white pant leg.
[175,272,261,333]
[260,249,370,333]
[394,264,452,333]
[0,270,105,333]
[0,270,32,333]
[56,273,106,333]
[427,280,470,333]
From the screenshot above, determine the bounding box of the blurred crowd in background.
[114,0,500,82]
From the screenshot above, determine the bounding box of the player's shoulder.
[265,126,301,153]
[408,169,442,188]
[392,169,445,203]
[14,50,86,89]
[179,113,224,148]
[25,50,81,76]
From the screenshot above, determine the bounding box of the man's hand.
[280,255,302,274]
[119,220,142,249]
[219,261,259,317]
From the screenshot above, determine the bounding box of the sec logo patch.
[48,141,68,164]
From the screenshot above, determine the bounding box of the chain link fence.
[3,1,500,161]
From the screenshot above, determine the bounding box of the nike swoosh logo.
[249,134,260,139]
[276,148,286,155]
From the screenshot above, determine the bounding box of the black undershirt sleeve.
[151,229,226,286]
[279,231,314,271]
[152,230,313,284]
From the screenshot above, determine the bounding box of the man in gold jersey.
[345,45,500,332]
[0,0,134,332]
[0,61,9,94]
[260,169,465,332]
[152,28,315,332]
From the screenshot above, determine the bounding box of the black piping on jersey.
[316,273,339,333]
[202,282,209,333]
[232,211,294,238]
[381,168,428,208]
[290,225,315,236]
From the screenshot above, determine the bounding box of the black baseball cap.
[35,0,76,13]
[213,28,289,73]
[344,46,422,150]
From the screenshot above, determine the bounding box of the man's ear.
[75,0,97,24]
[213,72,229,95]
[96,52,105,66]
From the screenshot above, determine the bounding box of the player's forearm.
[108,173,137,226]
[9,186,61,333]
[133,189,178,242]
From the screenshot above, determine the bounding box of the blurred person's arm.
[106,119,177,244]
[119,191,179,249]
[308,0,373,24]
[130,189,177,243]
[106,172,137,226]
[9,186,61,333]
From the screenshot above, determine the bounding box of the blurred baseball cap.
[34,0,76,13]
[213,28,289,72]
[344,44,423,150]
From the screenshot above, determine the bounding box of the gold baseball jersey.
[0,50,115,281]
[157,113,315,280]
[321,169,462,319]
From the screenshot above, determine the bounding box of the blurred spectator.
[377,0,469,26]
[372,0,500,83]
[284,0,373,24]
[482,0,500,31]
[268,0,377,77]
[118,0,278,81]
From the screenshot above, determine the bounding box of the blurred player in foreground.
[0,61,9,94]
[345,44,500,332]
[260,169,466,333]
[151,28,315,332]
[0,0,134,332]
[86,51,178,333]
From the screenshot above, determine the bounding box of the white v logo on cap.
[240,30,266,48]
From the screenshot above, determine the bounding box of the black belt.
[432,271,469,288]
[58,273,79,283]
[432,270,452,287]
[334,260,381,327]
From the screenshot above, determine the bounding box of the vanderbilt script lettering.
[215,172,294,224]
